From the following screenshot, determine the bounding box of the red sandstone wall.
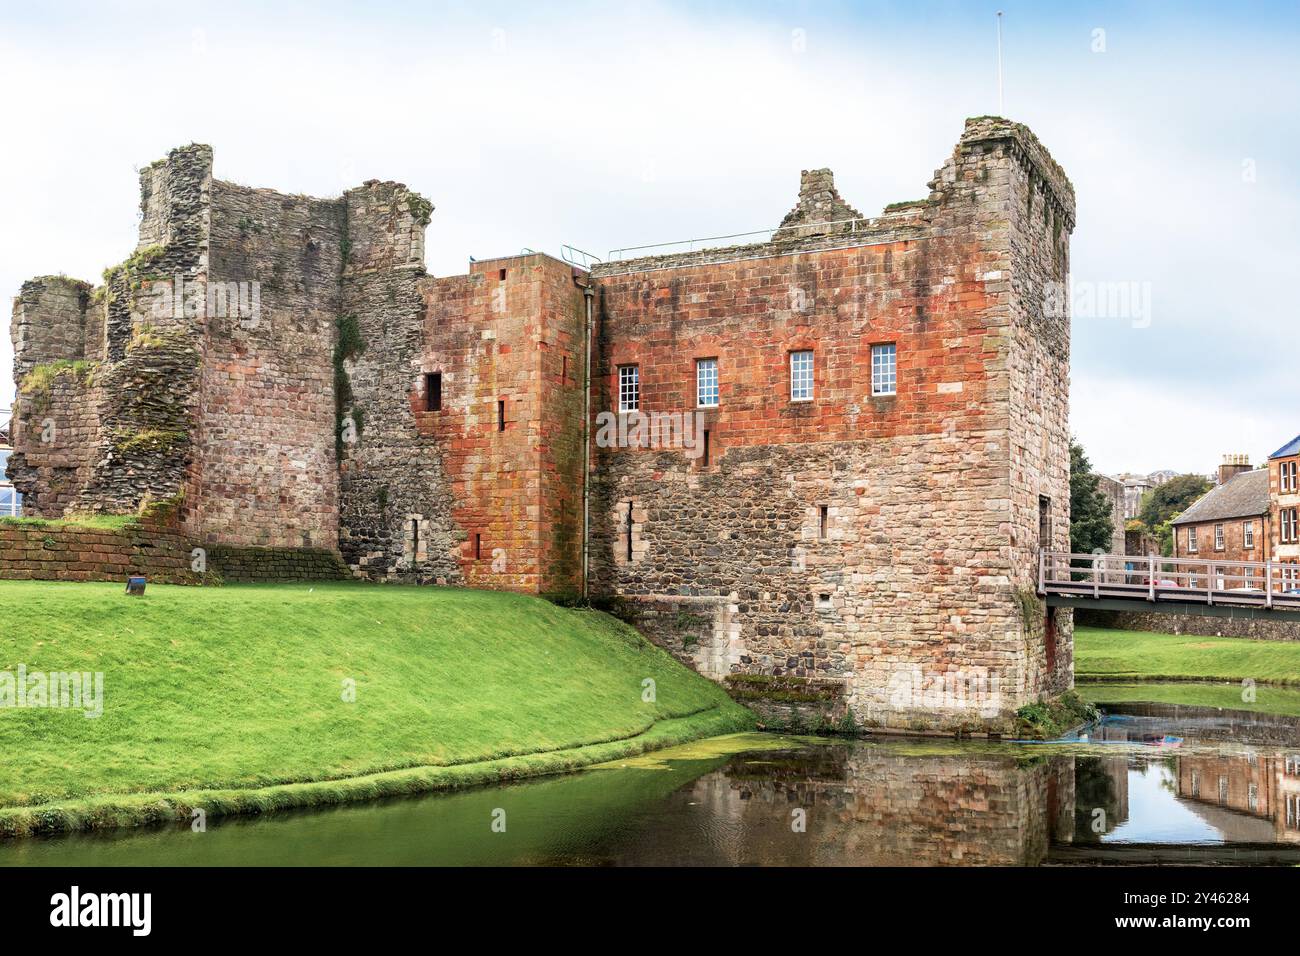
[412,254,585,594]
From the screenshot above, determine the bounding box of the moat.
[4,694,1299,867]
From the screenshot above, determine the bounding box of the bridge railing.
[1038,550,1300,610]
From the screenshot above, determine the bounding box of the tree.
[1137,474,1211,530]
[1069,439,1115,555]
[1134,473,1211,557]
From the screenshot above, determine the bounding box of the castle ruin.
[7,117,1076,732]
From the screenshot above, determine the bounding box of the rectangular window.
[702,429,711,467]
[819,505,828,540]
[696,358,718,407]
[1215,523,1225,551]
[1188,527,1198,553]
[425,372,442,412]
[790,350,814,401]
[474,533,482,560]
[1290,462,1299,492]
[618,365,639,412]
[871,343,897,396]
[497,399,506,432]
[1244,521,1255,549]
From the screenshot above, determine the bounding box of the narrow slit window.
[626,501,634,563]
[701,430,711,466]
[411,519,420,558]
[819,505,828,540]
[474,533,482,560]
[497,400,506,432]
[425,372,442,412]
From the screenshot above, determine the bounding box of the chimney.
[1219,453,1252,485]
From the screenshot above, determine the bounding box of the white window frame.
[1244,521,1255,549]
[617,365,639,412]
[790,351,814,402]
[1187,527,1198,553]
[696,358,718,408]
[1215,523,1225,551]
[870,343,897,396]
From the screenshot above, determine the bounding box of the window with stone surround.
[1215,523,1225,551]
[1284,508,1299,544]
[618,365,639,412]
[871,343,897,396]
[696,358,718,407]
[1188,527,1198,553]
[1244,521,1255,549]
[790,351,813,402]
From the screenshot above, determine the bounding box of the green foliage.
[1069,439,1114,555]
[405,193,433,227]
[1014,691,1098,740]
[0,513,141,532]
[1137,474,1212,545]
[111,428,187,456]
[0,581,754,835]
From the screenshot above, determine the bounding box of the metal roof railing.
[606,216,893,262]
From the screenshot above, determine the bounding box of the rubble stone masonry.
[6,118,1075,732]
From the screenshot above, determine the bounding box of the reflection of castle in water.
[603,746,1078,866]
[599,721,1300,866]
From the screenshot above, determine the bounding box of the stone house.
[6,117,1076,732]
[1270,435,1300,590]
[1171,461,1269,567]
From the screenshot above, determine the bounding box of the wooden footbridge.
[1038,551,1300,622]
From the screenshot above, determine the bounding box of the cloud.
[1,1,1296,477]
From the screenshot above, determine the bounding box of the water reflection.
[3,709,1300,866]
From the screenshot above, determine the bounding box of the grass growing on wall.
[0,581,752,835]
[1076,626,1300,685]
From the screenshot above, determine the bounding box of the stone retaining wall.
[0,520,200,584]
[1077,607,1300,641]
[206,545,352,582]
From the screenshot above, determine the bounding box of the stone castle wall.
[586,118,1076,732]
[7,119,1077,730]
[194,179,343,548]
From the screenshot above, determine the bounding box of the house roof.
[1172,469,1270,525]
[1269,434,1300,460]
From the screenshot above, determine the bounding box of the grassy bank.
[0,581,753,836]
[1075,626,1300,685]
[1078,681,1300,717]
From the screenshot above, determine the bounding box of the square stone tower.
[586,117,1075,732]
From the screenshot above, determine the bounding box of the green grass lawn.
[0,581,751,832]
[1075,625,1300,685]
[1078,681,1300,717]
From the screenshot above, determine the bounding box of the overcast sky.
[1,0,1296,475]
